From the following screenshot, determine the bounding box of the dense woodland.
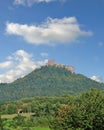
[0,89,104,130]
[0,66,104,102]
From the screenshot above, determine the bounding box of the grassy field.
[33,127,50,130]
[17,127,50,130]
[4,126,50,130]
[1,113,50,130]
[1,112,34,119]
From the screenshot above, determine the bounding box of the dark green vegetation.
[0,94,73,130]
[0,89,104,130]
[0,66,104,102]
[50,89,104,130]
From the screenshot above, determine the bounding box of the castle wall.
[46,60,55,66]
[46,60,74,73]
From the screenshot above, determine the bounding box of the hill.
[0,65,104,102]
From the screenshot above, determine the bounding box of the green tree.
[0,116,4,130]
[50,89,104,130]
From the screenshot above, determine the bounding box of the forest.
[0,88,104,130]
[0,66,104,103]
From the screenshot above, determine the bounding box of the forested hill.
[0,66,104,102]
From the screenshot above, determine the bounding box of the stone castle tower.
[46,60,55,66]
[46,60,74,73]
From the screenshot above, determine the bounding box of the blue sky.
[0,0,104,83]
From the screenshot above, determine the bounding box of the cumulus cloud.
[0,61,13,69]
[14,0,65,6]
[90,75,102,82]
[6,17,92,45]
[0,50,47,83]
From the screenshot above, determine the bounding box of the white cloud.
[14,0,65,6]
[0,50,47,83]
[6,17,92,45]
[0,61,13,69]
[40,52,49,57]
[90,75,102,82]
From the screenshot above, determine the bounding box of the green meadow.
[32,127,50,130]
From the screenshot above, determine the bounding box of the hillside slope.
[0,66,104,102]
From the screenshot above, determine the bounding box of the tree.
[0,116,4,130]
[50,89,104,130]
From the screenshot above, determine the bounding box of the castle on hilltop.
[46,60,74,74]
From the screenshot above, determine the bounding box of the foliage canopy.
[0,66,104,102]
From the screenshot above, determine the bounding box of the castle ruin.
[46,60,74,73]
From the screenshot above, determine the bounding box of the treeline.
[0,95,74,115]
[0,66,104,102]
[0,89,104,130]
